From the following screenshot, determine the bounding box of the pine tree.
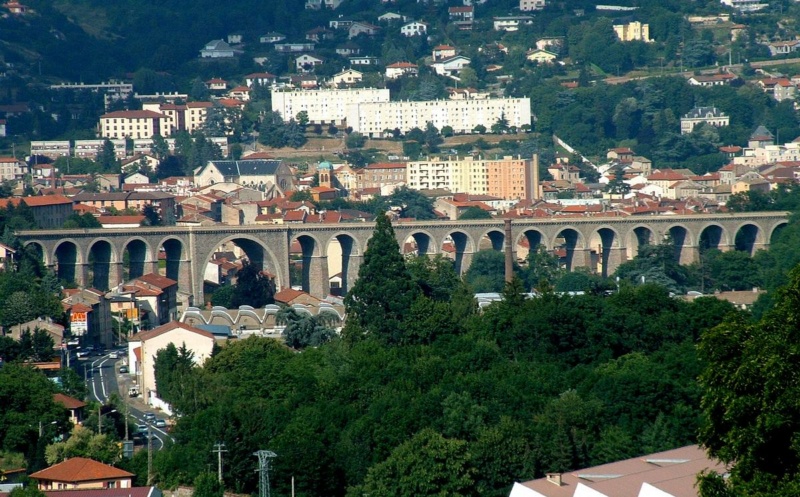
[344,214,419,344]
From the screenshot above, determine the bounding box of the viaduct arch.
[18,212,789,305]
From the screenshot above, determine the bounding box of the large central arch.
[200,234,284,299]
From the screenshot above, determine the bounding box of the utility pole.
[212,443,227,484]
[98,405,102,435]
[147,422,153,485]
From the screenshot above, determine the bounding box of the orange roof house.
[30,457,134,491]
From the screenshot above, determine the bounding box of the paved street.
[78,351,173,449]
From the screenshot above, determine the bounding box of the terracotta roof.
[98,215,144,225]
[386,62,417,68]
[29,458,133,483]
[53,393,86,410]
[364,162,407,169]
[0,487,159,497]
[274,288,309,303]
[134,273,177,289]
[7,195,72,207]
[129,321,214,343]
[68,303,93,313]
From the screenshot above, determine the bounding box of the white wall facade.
[271,88,391,125]
[345,97,531,136]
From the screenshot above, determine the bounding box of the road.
[604,57,800,85]
[79,351,173,449]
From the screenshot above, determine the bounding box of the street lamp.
[98,408,117,435]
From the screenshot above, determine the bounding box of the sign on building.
[71,312,88,335]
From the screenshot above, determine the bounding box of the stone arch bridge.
[17,212,789,304]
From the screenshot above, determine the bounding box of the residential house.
[680,106,730,134]
[377,12,405,22]
[432,45,457,61]
[400,21,428,37]
[613,21,652,42]
[30,458,133,491]
[525,49,557,64]
[259,32,286,43]
[305,27,334,42]
[330,69,363,87]
[350,56,380,66]
[385,62,419,79]
[493,16,533,31]
[200,40,237,58]
[296,54,324,72]
[63,288,113,347]
[432,56,471,77]
[329,19,354,30]
[535,37,563,52]
[71,191,176,218]
[520,0,546,10]
[274,42,315,53]
[767,40,800,56]
[228,86,251,101]
[335,43,361,56]
[448,6,474,29]
[0,157,27,182]
[348,22,380,40]
[749,125,775,148]
[245,72,277,87]
[53,393,86,426]
[128,322,214,403]
[305,0,343,8]
[688,73,738,86]
[127,273,178,326]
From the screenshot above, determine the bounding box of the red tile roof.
[134,273,177,289]
[7,195,72,207]
[29,458,133,483]
[53,393,86,410]
[100,110,165,119]
[129,321,214,343]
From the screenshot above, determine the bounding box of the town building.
[431,56,471,77]
[128,321,215,405]
[71,191,176,219]
[193,159,295,191]
[0,157,28,182]
[493,16,534,31]
[613,21,652,42]
[721,0,768,12]
[141,101,213,134]
[407,155,536,200]
[271,88,390,126]
[680,106,730,134]
[526,49,558,64]
[74,139,126,159]
[385,61,419,79]
[400,21,428,37]
[7,195,72,229]
[344,97,531,137]
[520,0,546,11]
[509,445,724,497]
[356,162,407,190]
[30,458,134,491]
[330,69,363,87]
[98,110,169,140]
[199,39,237,58]
[348,22,380,39]
[30,140,71,159]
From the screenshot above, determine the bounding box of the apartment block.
[345,97,531,137]
[271,88,390,126]
[98,110,170,140]
[407,155,534,200]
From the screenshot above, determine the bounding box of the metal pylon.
[254,450,277,497]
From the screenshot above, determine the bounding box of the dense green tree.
[96,139,118,172]
[698,266,800,496]
[345,132,367,149]
[344,214,419,344]
[465,250,522,293]
[278,307,337,349]
[459,206,492,220]
[231,260,275,308]
[350,428,476,497]
[193,472,224,497]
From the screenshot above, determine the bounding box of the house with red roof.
[126,273,178,326]
[53,393,87,425]
[385,62,419,79]
[128,322,214,404]
[6,195,73,229]
[29,458,133,491]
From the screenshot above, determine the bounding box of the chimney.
[546,473,563,486]
[532,153,540,201]
[504,218,514,283]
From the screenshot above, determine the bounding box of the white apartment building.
[99,110,170,140]
[74,139,126,159]
[520,0,546,11]
[271,88,391,126]
[345,97,531,137]
[721,0,768,12]
[30,140,71,159]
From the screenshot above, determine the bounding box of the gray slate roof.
[684,106,727,119]
[210,160,282,177]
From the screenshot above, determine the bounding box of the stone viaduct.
[17,212,789,304]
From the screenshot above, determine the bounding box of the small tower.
[318,160,333,188]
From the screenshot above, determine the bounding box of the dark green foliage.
[459,206,492,220]
[344,214,419,344]
[278,307,337,349]
[698,266,800,496]
[230,260,275,308]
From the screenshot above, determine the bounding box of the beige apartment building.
[345,97,531,137]
[407,155,535,200]
[271,88,391,125]
[99,110,170,139]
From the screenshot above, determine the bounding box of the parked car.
[143,412,156,422]
[119,365,128,373]
[136,424,147,433]
[109,351,118,359]
[76,350,90,359]
[155,419,167,428]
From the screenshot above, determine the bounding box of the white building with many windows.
[344,97,531,137]
[271,88,390,126]
[99,110,170,139]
